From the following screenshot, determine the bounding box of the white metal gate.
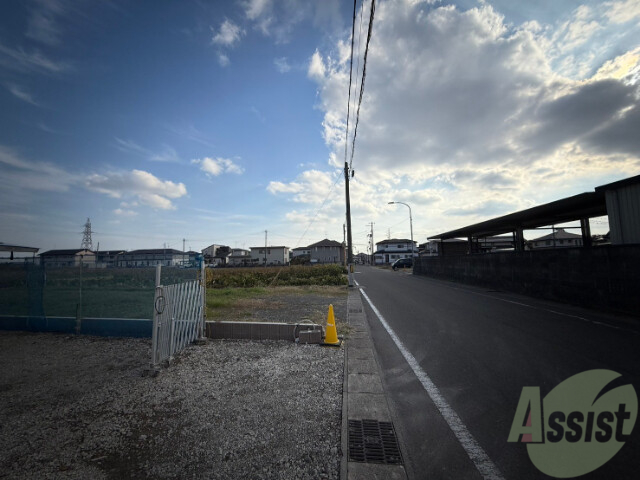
[150,264,205,368]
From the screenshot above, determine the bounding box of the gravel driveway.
[0,327,343,479]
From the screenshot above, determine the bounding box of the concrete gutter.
[342,288,408,479]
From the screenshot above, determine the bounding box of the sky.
[1,0,639,255]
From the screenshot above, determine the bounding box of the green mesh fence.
[0,265,202,319]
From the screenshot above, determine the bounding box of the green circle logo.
[508,369,637,478]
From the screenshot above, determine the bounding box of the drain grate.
[348,419,403,465]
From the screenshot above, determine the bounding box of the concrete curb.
[342,287,408,479]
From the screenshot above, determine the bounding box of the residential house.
[228,248,251,267]
[530,228,583,249]
[419,239,470,257]
[374,239,417,265]
[307,239,345,264]
[249,246,290,266]
[202,244,231,266]
[291,247,311,258]
[39,249,96,268]
[117,249,185,267]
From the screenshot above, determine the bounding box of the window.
[546,240,551,246]
[397,244,403,248]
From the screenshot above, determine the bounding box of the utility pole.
[344,162,354,286]
[183,238,186,267]
[264,230,268,266]
[367,222,375,265]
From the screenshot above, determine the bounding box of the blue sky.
[1,0,639,255]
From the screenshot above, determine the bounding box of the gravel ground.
[0,330,344,479]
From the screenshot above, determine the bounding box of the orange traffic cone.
[322,304,341,347]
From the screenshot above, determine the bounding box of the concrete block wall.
[414,245,640,316]
[206,321,323,342]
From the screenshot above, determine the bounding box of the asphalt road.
[353,265,640,480]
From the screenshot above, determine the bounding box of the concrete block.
[348,373,384,394]
[278,323,295,341]
[250,323,262,340]
[299,330,322,344]
[348,357,378,374]
[348,462,407,480]
[348,393,391,421]
[233,323,251,339]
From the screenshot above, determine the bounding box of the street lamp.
[388,201,415,259]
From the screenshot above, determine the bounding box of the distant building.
[117,249,185,267]
[291,247,311,258]
[95,250,125,268]
[40,249,96,268]
[227,248,251,267]
[374,239,417,265]
[307,239,345,264]
[202,244,231,266]
[249,246,290,266]
[530,228,583,249]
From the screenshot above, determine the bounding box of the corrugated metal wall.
[606,183,640,244]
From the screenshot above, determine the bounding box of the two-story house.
[530,228,583,249]
[249,246,290,266]
[374,239,417,265]
[307,239,345,264]
[117,249,185,267]
[39,249,96,268]
[228,248,251,267]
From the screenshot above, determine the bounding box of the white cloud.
[0,42,72,74]
[192,157,245,176]
[604,0,640,24]
[242,0,343,43]
[0,144,77,191]
[274,56,291,73]
[272,0,640,241]
[85,169,187,210]
[244,0,272,21]
[114,208,137,217]
[218,52,230,67]
[5,84,40,106]
[114,138,181,162]
[307,50,325,80]
[212,19,244,46]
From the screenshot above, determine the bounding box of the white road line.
[356,280,505,480]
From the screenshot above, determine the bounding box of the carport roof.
[0,243,39,253]
[429,191,607,240]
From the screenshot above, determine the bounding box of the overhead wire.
[292,169,344,249]
[343,0,359,166]
[349,0,375,171]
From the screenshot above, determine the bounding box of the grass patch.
[206,264,347,288]
[205,285,347,323]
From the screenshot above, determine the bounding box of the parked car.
[392,258,413,270]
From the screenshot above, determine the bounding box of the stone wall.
[414,245,640,316]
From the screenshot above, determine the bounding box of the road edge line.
[358,285,505,480]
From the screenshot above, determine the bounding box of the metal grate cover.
[348,419,403,465]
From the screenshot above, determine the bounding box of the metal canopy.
[429,191,606,240]
[0,243,39,253]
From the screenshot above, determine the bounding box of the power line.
[349,0,376,170]
[343,0,358,166]
[293,170,344,248]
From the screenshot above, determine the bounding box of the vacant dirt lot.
[0,289,346,480]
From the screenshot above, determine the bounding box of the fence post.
[199,261,206,341]
[149,265,162,372]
